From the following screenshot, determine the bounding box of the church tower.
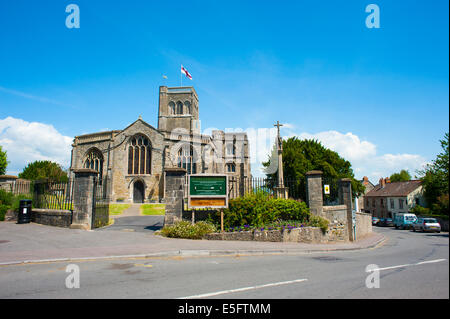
[157,86,200,137]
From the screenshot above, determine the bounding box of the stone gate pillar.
[164,168,186,226]
[306,170,323,216]
[339,178,355,241]
[70,168,98,230]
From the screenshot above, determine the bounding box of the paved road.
[98,215,164,233]
[0,227,447,299]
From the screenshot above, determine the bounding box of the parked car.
[377,218,385,226]
[411,217,441,233]
[372,217,380,226]
[393,213,417,229]
[379,218,394,227]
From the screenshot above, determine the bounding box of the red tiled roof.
[365,180,422,197]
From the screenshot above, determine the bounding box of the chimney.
[363,176,369,185]
[379,178,385,188]
[385,177,391,184]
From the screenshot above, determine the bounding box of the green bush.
[410,202,449,221]
[0,205,8,221]
[307,215,330,233]
[0,189,14,206]
[410,205,431,216]
[207,192,310,229]
[161,221,216,239]
[194,221,217,237]
[0,190,33,221]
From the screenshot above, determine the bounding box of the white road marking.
[369,259,447,272]
[416,259,447,265]
[178,278,308,299]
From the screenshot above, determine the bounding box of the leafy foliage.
[0,145,7,175]
[389,169,412,182]
[409,205,431,216]
[263,137,365,199]
[417,132,449,216]
[0,189,32,221]
[18,160,68,182]
[207,191,310,229]
[160,221,217,239]
[307,215,330,233]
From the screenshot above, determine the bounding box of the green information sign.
[189,176,227,196]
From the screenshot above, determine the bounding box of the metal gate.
[92,176,110,229]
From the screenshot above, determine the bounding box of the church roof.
[121,117,163,136]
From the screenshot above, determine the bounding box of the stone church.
[69,86,251,203]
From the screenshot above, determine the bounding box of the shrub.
[160,221,216,239]
[11,194,33,212]
[0,205,8,221]
[0,189,14,206]
[410,205,431,216]
[207,192,310,229]
[0,190,33,221]
[306,215,330,233]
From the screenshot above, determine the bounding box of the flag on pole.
[181,65,193,80]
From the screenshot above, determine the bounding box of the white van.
[393,213,417,229]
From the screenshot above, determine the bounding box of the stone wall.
[204,225,348,244]
[322,205,348,241]
[31,209,73,228]
[4,208,72,227]
[355,212,372,239]
[163,168,186,225]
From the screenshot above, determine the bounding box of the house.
[364,178,426,218]
[357,176,375,212]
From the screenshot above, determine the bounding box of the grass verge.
[109,204,131,215]
[140,204,165,215]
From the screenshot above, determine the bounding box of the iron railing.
[33,180,74,210]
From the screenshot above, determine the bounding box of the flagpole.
[180,65,182,87]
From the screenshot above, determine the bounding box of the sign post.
[188,174,229,232]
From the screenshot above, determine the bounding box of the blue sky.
[0,0,448,180]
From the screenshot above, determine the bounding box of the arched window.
[128,135,151,175]
[84,149,104,182]
[177,144,197,174]
[176,101,183,115]
[226,163,236,173]
[184,101,191,114]
[168,101,175,115]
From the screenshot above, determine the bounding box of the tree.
[417,132,449,215]
[18,160,68,182]
[0,145,7,175]
[263,137,365,201]
[390,169,411,182]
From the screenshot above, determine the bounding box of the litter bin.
[17,199,32,224]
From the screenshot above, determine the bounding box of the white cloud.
[0,117,72,175]
[362,153,429,181]
[298,131,377,161]
[294,130,428,182]
[247,126,429,181]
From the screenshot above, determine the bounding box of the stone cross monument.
[273,121,288,199]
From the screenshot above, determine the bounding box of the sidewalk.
[0,221,386,265]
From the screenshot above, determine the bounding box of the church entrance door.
[133,180,145,203]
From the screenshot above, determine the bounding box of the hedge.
[207,192,311,229]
